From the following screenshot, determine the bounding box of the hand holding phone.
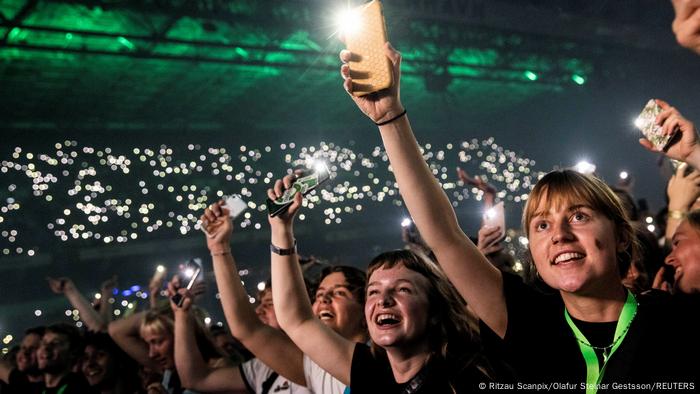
[482,201,506,241]
[635,99,676,151]
[343,0,393,96]
[266,163,331,217]
[171,258,203,308]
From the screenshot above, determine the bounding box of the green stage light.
[572,74,586,85]
[524,70,538,81]
[117,36,135,51]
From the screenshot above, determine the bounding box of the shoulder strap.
[260,371,279,394]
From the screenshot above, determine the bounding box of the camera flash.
[619,171,629,180]
[401,218,412,227]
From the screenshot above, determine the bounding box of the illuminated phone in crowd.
[266,163,331,217]
[483,201,506,240]
[343,0,393,96]
[200,194,247,237]
[634,99,676,151]
[171,258,202,307]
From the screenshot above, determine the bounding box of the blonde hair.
[522,170,639,276]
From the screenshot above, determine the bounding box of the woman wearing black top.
[267,180,491,393]
[336,41,699,392]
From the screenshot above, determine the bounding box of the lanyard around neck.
[564,290,638,394]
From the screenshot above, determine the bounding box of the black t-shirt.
[5,369,44,394]
[480,273,700,391]
[349,342,489,393]
[41,373,93,394]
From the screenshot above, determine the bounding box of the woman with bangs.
[266,177,491,393]
[335,42,699,390]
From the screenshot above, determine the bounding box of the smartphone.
[344,0,393,96]
[200,195,247,237]
[223,194,247,219]
[634,99,676,150]
[483,201,506,240]
[266,163,331,217]
[171,258,202,307]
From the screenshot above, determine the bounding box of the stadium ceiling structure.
[0,0,681,135]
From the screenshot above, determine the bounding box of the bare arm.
[267,178,355,385]
[97,275,117,328]
[108,310,158,369]
[47,277,109,333]
[172,289,247,391]
[665,165,700,243]
[0,359,12,383]
[201,201,306,385]
[340,43,507,337]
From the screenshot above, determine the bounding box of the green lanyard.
[43,384,67,394]
[564,290,638,394]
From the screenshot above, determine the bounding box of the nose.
[148,346,157,359]
[377,291,395,307]
[550,220,574,244]
[664,250,679,268]
[255,304,264,316]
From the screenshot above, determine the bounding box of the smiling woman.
[267,171,493,393]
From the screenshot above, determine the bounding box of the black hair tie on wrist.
[375,109,407,126]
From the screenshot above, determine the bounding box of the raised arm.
[108,310,158,369]
[97,275,116,327]
[665,165,700,243]
[267,177,354,385]
[340,43,507,336]
[171,285,246,391]
[201,201,306,385]
[47,276,109,333]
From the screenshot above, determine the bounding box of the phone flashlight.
[619,171,629,180]
[171,258,202,307]
[401,218,412,227]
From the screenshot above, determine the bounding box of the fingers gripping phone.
[344,0,393,96]
[635,99,676,150]
[266,163,331,217]
[483,201,506,240]
[171,258,203,307]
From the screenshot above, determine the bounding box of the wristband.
[270,239,297,255]
[375,109,407,126]
[668,210,687,220]
[211,249,231,257]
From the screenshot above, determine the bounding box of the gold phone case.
[635,99,674,150]
[346,0,392,96]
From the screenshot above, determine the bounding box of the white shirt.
[303,354,348,394]
[241,358,312,394]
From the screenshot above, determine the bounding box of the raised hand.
[639,99,700,166]
[340,42,405,125]
[266,171,304,232]
[201,200,233,253]
[47,276,75,294]
[671,0,700,54]
[477,225,504,256]
[667,164,700,212]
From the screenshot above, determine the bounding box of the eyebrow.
[366,278,414,288]
[532,204,590,219]
[315,284,350,293]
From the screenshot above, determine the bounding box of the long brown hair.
[366,250,486,372]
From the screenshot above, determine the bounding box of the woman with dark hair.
[336,42,699,390]
[193,201,369,393]
[266,177,491,393]
[657,210,700,294]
